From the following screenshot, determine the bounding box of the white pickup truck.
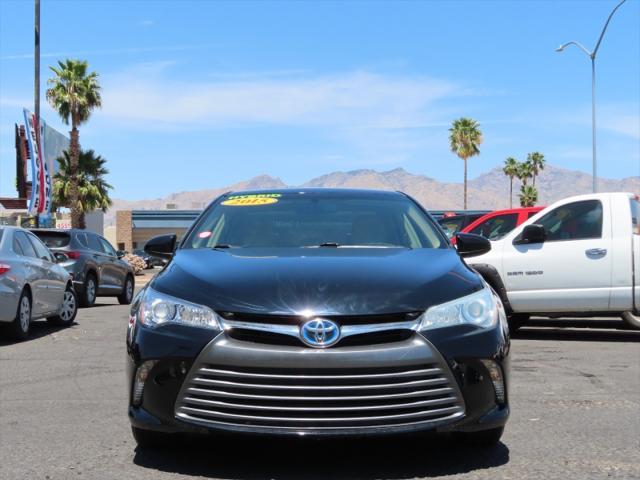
[467,192,639,330]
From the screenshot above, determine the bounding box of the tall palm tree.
[519,185,538,207]
[517,161,534,187]
[52,149,112,229]
[449,118,483,210]
[503,157,519,209]
[46,59,102,228]
[527,151,546,187]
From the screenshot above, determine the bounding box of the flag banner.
[23,109,53,216]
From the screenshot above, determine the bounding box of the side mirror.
[116,250,126,259]
[514,224,546,245]
[144,234,177,260]
[455,233,492,258]
[53,252,69,263]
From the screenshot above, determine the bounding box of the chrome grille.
[175,364,465,431]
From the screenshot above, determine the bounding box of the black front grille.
[219,311,421,326]
[175,364,465,431]
[228,328,414,347]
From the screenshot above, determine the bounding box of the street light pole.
[555,0,627,194]
[35,0,40,123]
[591,55,596,194]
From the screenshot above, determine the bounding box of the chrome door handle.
[585,248,607,258]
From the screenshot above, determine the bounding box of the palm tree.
[46,59,102,228]
[519,185,538,207]
[517,161,534,187]
[449,118,483,210]
[503,157,519,209]
[527,151,546,187]
[52,149,113,229]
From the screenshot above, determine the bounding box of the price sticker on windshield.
[222,194,281,206]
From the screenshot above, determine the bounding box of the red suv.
[452,206,545,244]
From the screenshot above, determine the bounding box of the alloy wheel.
[20,296,30,332]
[126,279,134,302]
[59,290,76,322]
[86,279,96,304]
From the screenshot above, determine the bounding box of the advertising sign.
[23,109,53,217]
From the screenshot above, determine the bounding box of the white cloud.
[555,103,640,140]
[99,67,465,131]
[0,43,220,61]
[600,112,640,139]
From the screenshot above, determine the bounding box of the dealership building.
[115,209,200,252]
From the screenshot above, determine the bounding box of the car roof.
[479,206,545,215]
[29,228,87,234]
[225,188,406,198]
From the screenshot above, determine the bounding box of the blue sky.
[1,0,639,200]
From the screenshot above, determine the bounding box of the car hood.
[151,247,482,316]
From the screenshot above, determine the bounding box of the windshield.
[183,192,444,249]
[438,217,465,238]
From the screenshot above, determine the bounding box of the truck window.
[631,198,639,235]
[536,200,602,242]
[470,213,518,240]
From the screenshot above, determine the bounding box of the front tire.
[131,426,170,449]
[47,285,78,326]
[456,426,504,446]
[6,290,31,341]
[118,275,134,305]
[621,311,640,330]
[80,273,97,308]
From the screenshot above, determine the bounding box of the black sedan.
[126,189,510,448]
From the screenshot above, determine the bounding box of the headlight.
[419,287,498,331]
[138,287,222,330]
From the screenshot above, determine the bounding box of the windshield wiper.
[305,242,407,248]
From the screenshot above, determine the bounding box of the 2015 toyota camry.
[127,189,510,448]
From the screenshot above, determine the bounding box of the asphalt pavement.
[1,296,639,480]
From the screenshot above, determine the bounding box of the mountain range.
[106,164,639,225]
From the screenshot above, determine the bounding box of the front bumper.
[127,322,510,437]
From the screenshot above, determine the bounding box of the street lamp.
[555,0,627,193]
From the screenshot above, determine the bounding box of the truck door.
[631,197,640,309]
[501,199,612,312]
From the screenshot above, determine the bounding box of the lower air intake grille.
[175,364,464,432]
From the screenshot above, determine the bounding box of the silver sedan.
[0,226,77,340]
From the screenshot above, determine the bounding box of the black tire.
[47,284,78,326]
[507,313,529,332]
[456,426,504,446]
[621,311,640,330]
[118,275,134,305]
[80,273,97,308]
[131,426,170,449]
[6,289,31,341]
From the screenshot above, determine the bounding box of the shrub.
[123,254,146,275]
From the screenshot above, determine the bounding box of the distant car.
[438,213,485,239]
[133,249,165,268]
[452,207,545,244]
[0,226,78,340]
[133,249,153,269]
[30,229,135,308]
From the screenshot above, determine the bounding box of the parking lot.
[1,294,638,480]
